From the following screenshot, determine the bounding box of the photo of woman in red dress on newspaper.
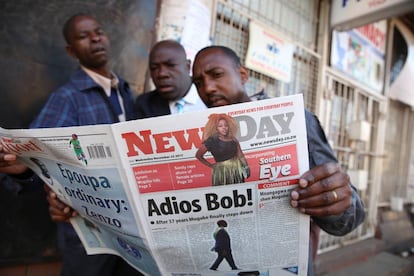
[196,113,250,186]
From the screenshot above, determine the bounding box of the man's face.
[65,16,110,71]
[192,49,248,107]
[149,46,191,101]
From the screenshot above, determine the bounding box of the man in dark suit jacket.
[210,220,239,271]
[135,40,206,118]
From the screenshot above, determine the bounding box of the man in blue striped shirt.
[0,13,140,276]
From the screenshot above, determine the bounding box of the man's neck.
[171,81,192,102]
[83,65,111,78]
[180,81,193,99]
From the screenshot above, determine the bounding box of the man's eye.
[212,72,223,78]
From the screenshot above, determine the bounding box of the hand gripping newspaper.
[0,94,310,276]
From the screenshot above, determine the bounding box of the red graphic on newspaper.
[134,143,299,193]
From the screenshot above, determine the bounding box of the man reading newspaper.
[191,45,365,276]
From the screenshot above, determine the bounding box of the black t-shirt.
[204,136,238,162]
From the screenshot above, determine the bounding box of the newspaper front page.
[0,94,309,275]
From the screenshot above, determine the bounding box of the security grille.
[318,69,384,252]
[212,0,320,112]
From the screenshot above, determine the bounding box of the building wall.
[382,100,414,203]
[381,20,414,204]
[0,0,156,129]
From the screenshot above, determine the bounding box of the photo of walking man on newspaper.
[210,219,239,271]
[196,113,250,186]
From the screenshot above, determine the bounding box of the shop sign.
[245,21,294,82]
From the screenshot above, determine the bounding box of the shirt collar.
[81,66,118,97]
[178,84,199,105]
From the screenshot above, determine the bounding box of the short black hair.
[149,39,187,63]
[195,45,242,68]
[62,13,95,44]
[217,220,228,227]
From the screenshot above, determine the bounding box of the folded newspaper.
[0,94,310,275]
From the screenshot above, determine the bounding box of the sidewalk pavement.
[315,237,414,276]
[315,208,414,276]
[319,251,414,276]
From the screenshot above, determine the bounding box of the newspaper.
[0,94,310,275]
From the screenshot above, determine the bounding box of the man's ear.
[186,59,191,72]
[239,66,249,85]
